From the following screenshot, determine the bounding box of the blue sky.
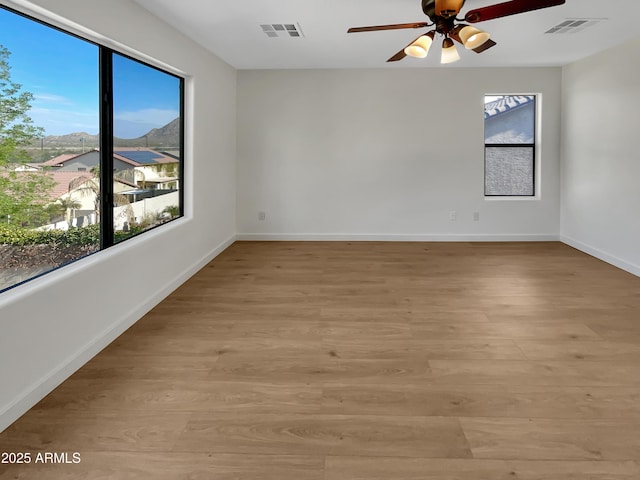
[0,7,180,138]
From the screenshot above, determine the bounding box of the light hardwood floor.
[1,241,640,479]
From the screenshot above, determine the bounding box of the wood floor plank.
[585,316,640,339]
[71,351,217,380]
[321,384,640,419]
[411,321,599,341]
[505,460,640,480]
[210,349,431,384]
[34,379,322,414]
[0,411,191,453]
[319,320,412,340]
[325,457,640,480]
[460,417,640,460]
[0,453,324,480]
[406,311,492,323]
[173,414,471,458]
[428,359,640,386]
[319,305,412,321]
[516,339,640,361]
[323,338,526,360]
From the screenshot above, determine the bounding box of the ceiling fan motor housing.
[422,0,466,18]
[435,17,456,35]
[422,0,438,18]
[422,0,462,35]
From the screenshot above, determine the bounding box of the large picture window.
[0,6,184,292]
[484,95,536,197]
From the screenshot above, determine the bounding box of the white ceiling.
[132,0,640,69]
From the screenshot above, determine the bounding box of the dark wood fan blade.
[348,22,430,33]
[465,0,565,23]
[449,28,463,45]
[387,49,408,62]
[473,38,497,53]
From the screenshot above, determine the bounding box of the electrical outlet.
[473,211,480,221]
[258,211,266,221]
[449,210,457,221]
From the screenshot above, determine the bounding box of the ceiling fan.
[347,0,566,64]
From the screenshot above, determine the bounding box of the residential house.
[45,148,178,185]
[41,148,180,226]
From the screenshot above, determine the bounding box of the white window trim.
[483,92,542,201]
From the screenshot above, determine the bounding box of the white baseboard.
[0,234,236,433]
[560,235,640,277]
[237,233,560,242]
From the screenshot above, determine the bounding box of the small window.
[484,95,536,197]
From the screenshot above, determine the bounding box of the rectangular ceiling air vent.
[545,18,606,34]
[260,23,304,38]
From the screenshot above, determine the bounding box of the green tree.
[69,166,133,226]
[0,45,55,226]
[53,197,82,226]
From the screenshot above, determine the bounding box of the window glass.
[0,7,99,291]
[485,146,534,196]
[0,6,184,293]
[484,95,536,197]
[112,53,182,242]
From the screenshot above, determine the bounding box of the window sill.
[484,196,540,201]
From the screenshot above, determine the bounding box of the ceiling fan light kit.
[457,25,491,50]
[441,37,461,63]
[405,32,435,58]
[347,0,566,64]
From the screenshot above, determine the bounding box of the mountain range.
[35,118,180,149]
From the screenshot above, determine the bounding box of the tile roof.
[2,170,91,201]
[4,163,158,205]
[484,95,535,119]
[41,154,78,167]
[48,171,93,200]
[41,148,178,169]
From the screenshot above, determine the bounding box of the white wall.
[0,0,237,431]
[237,68,562,240]
[560,38,640,276]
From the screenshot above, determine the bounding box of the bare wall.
[0,0,237,431]
[237,67,562,240]
[561,37,640,276]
